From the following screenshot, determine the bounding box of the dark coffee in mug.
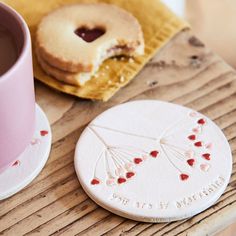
[0,24,18,76]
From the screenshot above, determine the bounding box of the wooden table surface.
[1,29,236,236]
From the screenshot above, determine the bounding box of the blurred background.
[163,1,236,235]
[163,0,236,69]
[186,0,236,69]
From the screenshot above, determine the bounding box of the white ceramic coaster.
[0,104,51,200]
[74,100,232,222]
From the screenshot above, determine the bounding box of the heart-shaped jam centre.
[75,27,105,42]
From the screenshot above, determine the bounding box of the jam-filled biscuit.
[36,3,144,73]
[36,47,92,86]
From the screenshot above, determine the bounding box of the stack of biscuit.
[36,3,145,87]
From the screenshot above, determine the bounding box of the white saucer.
[74,100,232,222]
[0,104,51,200]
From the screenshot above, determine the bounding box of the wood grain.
[1,29,236,236]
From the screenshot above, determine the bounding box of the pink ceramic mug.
[0,3,35,173]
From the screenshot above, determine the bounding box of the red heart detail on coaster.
[187,159,195,166]
[106,178,115,186]
[185,150,194,158]
[40,130,48,136]
[12,160,20,166]
[91,178,100,185]
[200,163,211,172]
[117,177,126,184]
[150,150,159,158]
[198,118,206,125]
[202,153,211,160]
[180,174,189,181]
[193,127,201,134]
[134,158,143,164]
[31,138,41,145]
[75,27,105,43]
[126,172,135,179]
[190,111,198,117]
[188,134,196,141]
[194,141,203,147]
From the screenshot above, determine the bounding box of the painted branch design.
[89,111,212,186]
